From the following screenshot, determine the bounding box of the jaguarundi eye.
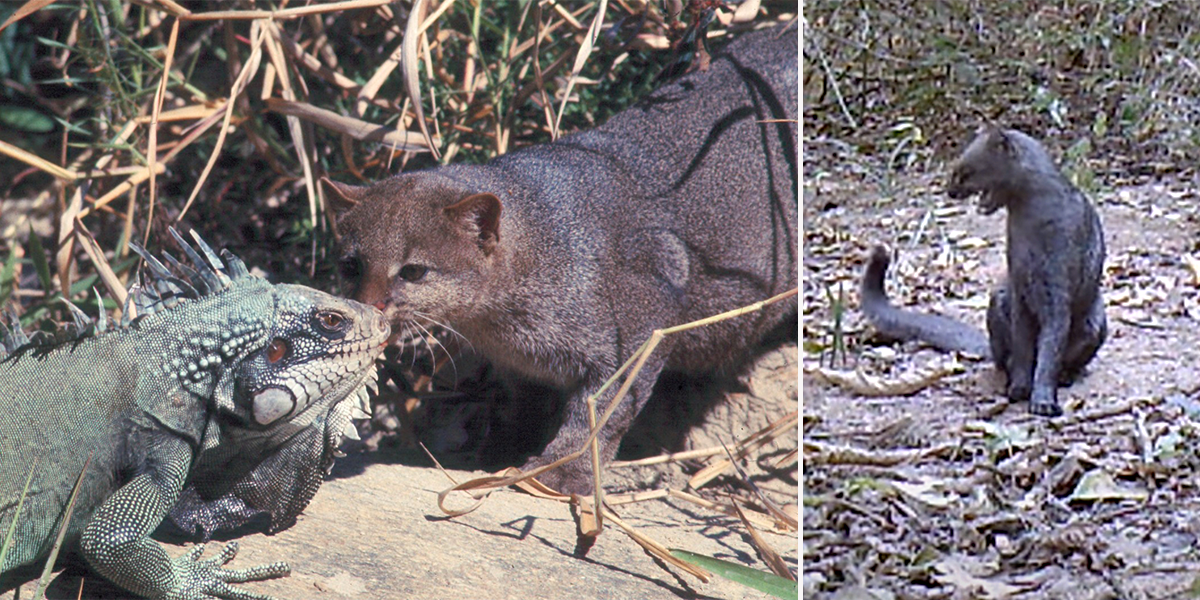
[399,264,428,282]
[266,339,289,364]
[315,311,346,332]
[338,255,363,281]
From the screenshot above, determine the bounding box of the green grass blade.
[34,452,92,599]
[26,226,53,293]
[0,242,20,307]
[0,457,40,572]
[669,549,797,599]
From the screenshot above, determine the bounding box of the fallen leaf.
[1068,469,1149,502]
[891,478,954,509]
[932,555,1024,599]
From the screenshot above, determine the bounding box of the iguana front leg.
[80,437,289,599]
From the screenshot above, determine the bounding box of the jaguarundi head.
[946,124,1018,215]
[323,175,503,339]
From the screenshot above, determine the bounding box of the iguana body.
[0,230,389,599]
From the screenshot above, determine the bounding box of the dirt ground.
[2,342,798,600]
[802,169,1200,599]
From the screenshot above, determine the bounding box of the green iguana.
[0,229,389,599]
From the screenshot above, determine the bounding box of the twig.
[403,0,442,160]
[180,0,392,21]
[732,500,795,581]
[553,0,607,136]
[146,16,180,245]
[666,489,786,531]
[601,509,711,582]
[178,21,265,221]
[266,99,430,150]
[804,438,960,466]
[72,217,128,308]
[0,140,78,180]
[604,489,669,505]
[1054,396,1149,428]
[611,444,742,467]
[687,413,799,489]
[805,24,857,130]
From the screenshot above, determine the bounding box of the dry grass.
[1,0,793,321]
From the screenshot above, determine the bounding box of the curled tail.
[860,245,991,357]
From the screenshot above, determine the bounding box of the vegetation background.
[0,0,794,330]
[804,1,1200,190]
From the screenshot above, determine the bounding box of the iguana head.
[116,229,389,539]
[227,283,389,430]
[169,281,390,539]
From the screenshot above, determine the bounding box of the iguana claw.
[168,542,290,600]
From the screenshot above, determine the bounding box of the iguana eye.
[399,264,428,282]
[315,311,345,332]
[266,339,289,363]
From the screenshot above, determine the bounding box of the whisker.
[411,319,459,384]
[402,323,420,370]
[413,311,475,353]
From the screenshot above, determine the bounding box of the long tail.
[860,245,991,357]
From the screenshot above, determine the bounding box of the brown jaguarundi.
[861,125,1106,417]
[324,24,798,494]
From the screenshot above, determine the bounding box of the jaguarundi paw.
[1006,382,1032,403]
[521,455,596,497]
[1028,397,1063,417]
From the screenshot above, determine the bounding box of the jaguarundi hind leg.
[986,285,1012,376]
[1058,297,1107,385]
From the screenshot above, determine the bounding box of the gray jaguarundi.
[327,24,798,494]
[861,126,1106,416]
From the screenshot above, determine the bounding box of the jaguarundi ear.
[321,177,368,215]
[986,127,1015,157]
[445,193,502,255]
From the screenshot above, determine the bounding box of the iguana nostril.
[375,312,390,337]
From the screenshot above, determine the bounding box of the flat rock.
[6,454,797,600]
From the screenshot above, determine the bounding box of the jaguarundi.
[325,24,798,494]
[861,125,1106,417]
